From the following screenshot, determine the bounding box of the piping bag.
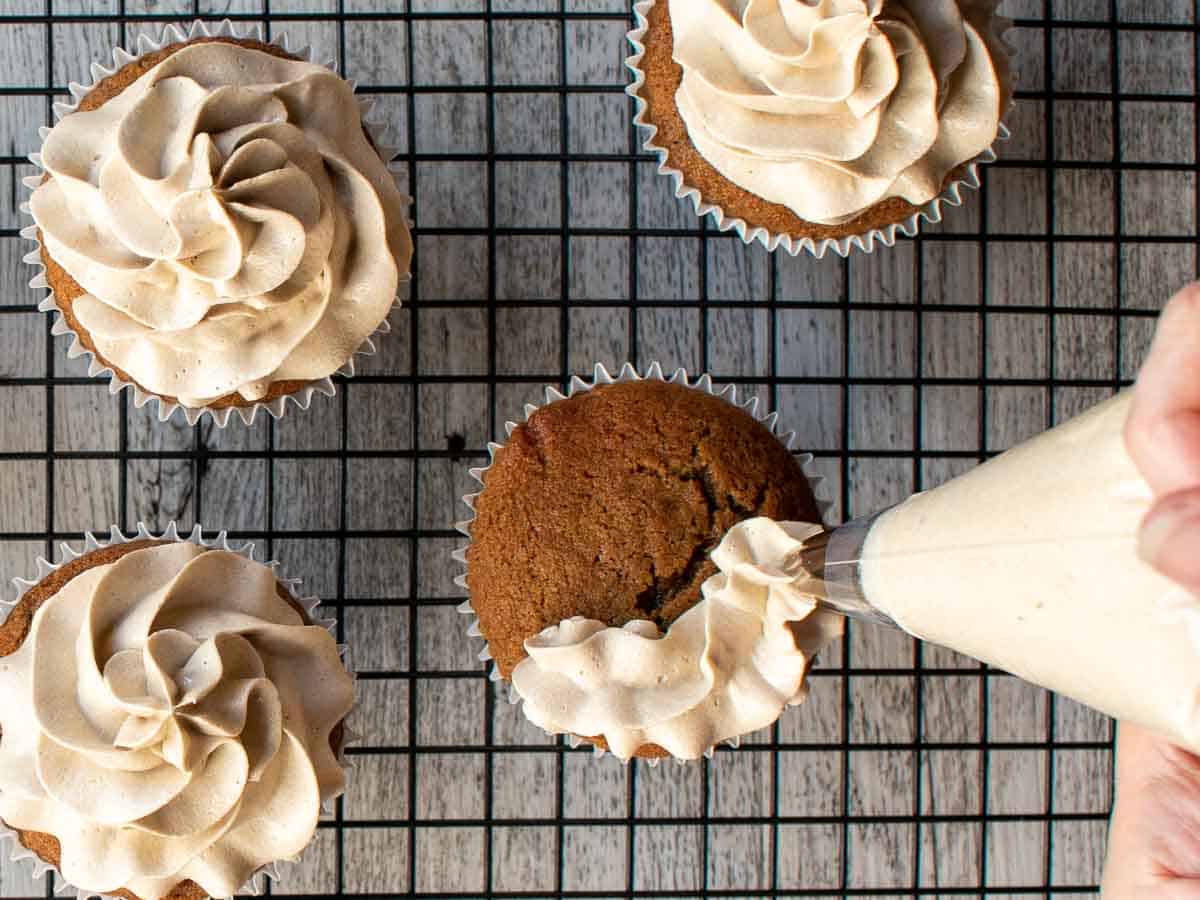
[790,389,1200,749]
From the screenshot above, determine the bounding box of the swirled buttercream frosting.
[511,519,844,760]
[667,0,1012,225]
[30,40,413,407]
[0,542,354,900]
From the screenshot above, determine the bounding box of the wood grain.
[0,1,1192,897]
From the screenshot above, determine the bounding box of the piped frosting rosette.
[453,362,838,762]
[515,519,844,761]
[22,19,413,426]
[0,523,356,900]
[626,0,1014,257]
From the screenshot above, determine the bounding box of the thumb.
[1139,487,1200,592]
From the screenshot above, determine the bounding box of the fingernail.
[1139,492,1200,570]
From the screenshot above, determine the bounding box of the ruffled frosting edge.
[624,0,1016,259]
[0,520,359,900]
[452,361,835,763]
[20,18,414,428]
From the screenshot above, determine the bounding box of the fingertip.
[1139,488,1200,592]
[1163,281,1200,327]
[1127,282,1200,493]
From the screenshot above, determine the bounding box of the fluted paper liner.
[453,362,834,762]
[0,521,359,900]
[21,18,413,426]
[625,0,1015,258]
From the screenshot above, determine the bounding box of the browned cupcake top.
[466,380,820,678]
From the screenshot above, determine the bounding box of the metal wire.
[0,0,1195,896]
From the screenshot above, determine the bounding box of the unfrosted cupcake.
[627,0,1014,255]
[27,22,412,424]
[458,366,843,761]
[0,526,354,900]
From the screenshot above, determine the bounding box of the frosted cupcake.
[0,527,354,900]
[458,365,843,761]
[26,23,413,424]
[627,0,1014,255]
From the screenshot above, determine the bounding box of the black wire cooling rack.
[0,0,1197,897]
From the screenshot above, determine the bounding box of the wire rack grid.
[0,0,1195,897]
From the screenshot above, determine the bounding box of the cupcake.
[25,21,413,425]
[627,0,1014,256]
[458,365,843,761]
[0,525,354,900]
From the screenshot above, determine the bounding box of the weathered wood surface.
[0,0,1194,896]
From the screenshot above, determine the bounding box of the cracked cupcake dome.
[465,379,821,687]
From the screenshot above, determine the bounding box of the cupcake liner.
[625,0,1015,259]
[20,18,413,427]
[0,521,358,900]
[452,361,834,760]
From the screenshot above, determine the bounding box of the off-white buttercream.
[31,41,412,407]
[668,0,1011,225]
[858,391,1200,753]
[0,543,354,900]
[511,519,843,760]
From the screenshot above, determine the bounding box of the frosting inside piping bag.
[0,543,354,899]
[668,0,1012,225]
[30,41,413,407]
[512,519,843,760]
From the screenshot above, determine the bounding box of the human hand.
[1125,282,1200,590]
[1102,723,1200,898]
[1102,283,1200,898]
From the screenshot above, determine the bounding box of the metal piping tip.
[797,519,899,629]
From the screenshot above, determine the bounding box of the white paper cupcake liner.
[20,18,413,427]
[625,0,1015,258]
[0,521,359,900]
[452,361,834,761]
